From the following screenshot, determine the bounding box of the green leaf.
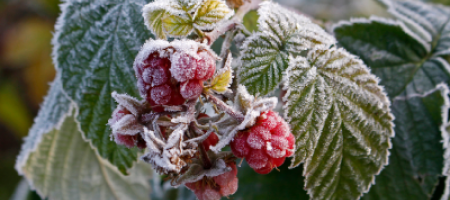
[238,2,335,96]
[54,0,152,172]
[19,112,152,200]
[333,17,450,98]
[380,0,450,56]
[233,161,309,200]
[285,47,394,200]
[362,84,449,200]
[194,0,233,30]
[15,77,71,175]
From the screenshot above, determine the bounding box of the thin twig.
[206,93,245,123]
[205,0,262,45]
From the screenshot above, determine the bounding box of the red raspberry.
[110,107,146,149]
[230,110,295,174]
[185,162,238,200]
[180,79,204,100]
[135,41,217,109]
[135,53,185,110]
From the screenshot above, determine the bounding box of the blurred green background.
[1,0,437,199]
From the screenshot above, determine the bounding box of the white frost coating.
[141,125,191,174]
[134,39,218,84]
[209,85,277,152]
[431,83,450,200]
[238,1,335,95]
[379,0,433,42]
[284,47,394,199]
[332,16,431,53]
[193,0,234,31]
[15,77,72,175]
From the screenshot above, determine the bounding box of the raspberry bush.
[14,0,450,199]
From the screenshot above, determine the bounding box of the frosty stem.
[206,93,245,123]
[190,123,212,169]
[205,0,262,45]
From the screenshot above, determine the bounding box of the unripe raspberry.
[230,110,295,174]
[110,107,146,149]
[185,162,238,200]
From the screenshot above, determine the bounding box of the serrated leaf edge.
[283,47,395,199]
[331,16,431,53]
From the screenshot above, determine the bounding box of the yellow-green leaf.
[143,6,167,39]
[162,12,194,38]
[194,0,233,30]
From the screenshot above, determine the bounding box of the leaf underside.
[54,0,153,172]
[21,112,152,200]
[15,77,71,175]
[285,47,394,200]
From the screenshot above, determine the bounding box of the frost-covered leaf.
[194,0,233,30]
[161,9,194,38]
[143,3,168,39]
[239,2,335,96]
[209,53,233,94]
[380,0,450,56]
[143,0,232,38]
[54,0,152,172]
[333,17,450,98]
[15,77,71,175]
[363,84,449,200]
[285,47,394,200]
[19,112,152,200]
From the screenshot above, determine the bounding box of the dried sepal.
[173,151,234,186]
[141,125,193,174]
[209,85,277,152]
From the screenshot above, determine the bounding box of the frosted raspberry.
[170,52,198,82]
[110,107,146,149]
[150,84,172,105]
[246,149,268,169]
[230,110,296,174]
[185,162,238,200]
[134,40,218,109]
[134,52,186,110]
[246,132,264,149]
[196,50,216,80]
[180,79,203,100]
[230,133,250,158]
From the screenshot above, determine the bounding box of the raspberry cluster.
[134,40,216,112]
[230,110,295,174]
[110,106,146,149]
[185,162,238,200]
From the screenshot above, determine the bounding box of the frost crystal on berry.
[230,110,295,174]
[134,39,218,110]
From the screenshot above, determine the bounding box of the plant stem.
[190,123,213,169]
[205,0,262,45]
[206,93,245,123]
